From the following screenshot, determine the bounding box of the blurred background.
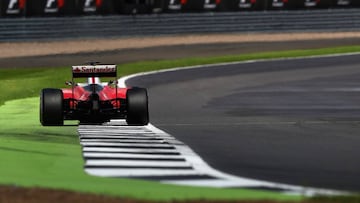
[1,0,359,17]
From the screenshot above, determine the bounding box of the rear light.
[216,0,221,4]
[251,0,256,3]
[181,0,187,5]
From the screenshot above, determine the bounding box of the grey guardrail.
[1,8,360,42]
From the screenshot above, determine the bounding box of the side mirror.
[65,81,73,86]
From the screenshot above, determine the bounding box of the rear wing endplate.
[72,65,117,78]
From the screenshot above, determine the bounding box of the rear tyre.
[40,88,64,126]
[126,88,149,126]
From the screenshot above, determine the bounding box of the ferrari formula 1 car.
[40,64,149,126]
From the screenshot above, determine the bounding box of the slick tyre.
[40,88,64,126]
[126,88,149,126]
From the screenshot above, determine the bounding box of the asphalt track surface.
[126,54,360,192]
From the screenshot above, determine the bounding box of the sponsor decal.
[168,0,181,10]
[6,0,25,14]
[272,0,284,8]
[83,0,102,13]
[72,65,117,74]
[44,0,64,13]
[45,0,57,13]
[239,0,256,8]
[337,0,350,5]
[204,0,218,9]
[304,0,318,7]
[84,0,96,12]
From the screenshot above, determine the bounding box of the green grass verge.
[1,45,360,201]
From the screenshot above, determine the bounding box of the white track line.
[82,147,179,154]
[80,139,169,144]
[80,142,174,148]
[83,152,184,159]
[85,160,192,167]
[79,135,165,139]
[85,168,204,177]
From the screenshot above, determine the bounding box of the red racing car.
[40,64,149,126]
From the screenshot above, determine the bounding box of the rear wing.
[72,65,117,78]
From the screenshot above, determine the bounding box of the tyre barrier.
[0,0,359,17]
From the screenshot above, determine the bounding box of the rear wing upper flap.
[72,65,117,78]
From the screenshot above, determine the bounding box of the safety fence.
[1,8,360,42]
[0,0,359,17]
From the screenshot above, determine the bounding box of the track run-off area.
[78,53,360,196]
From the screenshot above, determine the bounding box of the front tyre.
[40,88,64,126]
[126,88,149,126]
